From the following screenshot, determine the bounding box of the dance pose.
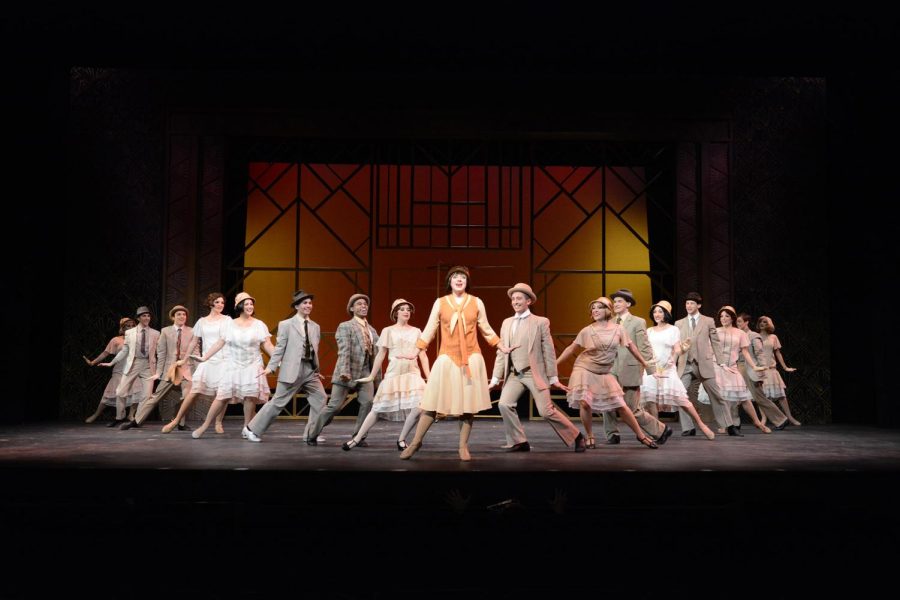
[101,306,159,427]
[490,283,585,452]
[640,300,715,440]
[400,266,511,461]
[242,290,329,443]
[713,306,771,434]
[556,297,660,449]
[758,315,801,426]
[735,313,789,430]
[305,293,380,445]
[190,292,272,438]
[83,317,140,423]
[161,293,230,434]
[344,298,430,451]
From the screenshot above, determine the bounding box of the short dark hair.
[206,292,225,308]
[234,299,253,317]
[685,291,703,304]
[649,305,673,324]
[737,312,754,327]
[718,307,737,324]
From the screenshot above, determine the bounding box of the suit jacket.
[492,313,558,391]
[109,325,160,375]
[332,318,380,385]
[611,313,653,387]
[155,325,194,382]
[675,313,723,379]
[267,315,321,383]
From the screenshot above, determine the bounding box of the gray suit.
[109,325,160,420]
[133,325,193,424]
[675,313,733,430]
[493,313,580,447]
[307,318,380,440]
[249,315,328,439]
[603,313,666,440]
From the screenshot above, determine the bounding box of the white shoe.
[242,426,261,443]
[317,435,326,443]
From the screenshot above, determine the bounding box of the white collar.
[514,309,532,319]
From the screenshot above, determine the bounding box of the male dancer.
[101,306,159,427]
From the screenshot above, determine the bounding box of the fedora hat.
[610,288,636,306]
[135,306,151,318]
[346,293,370,315]
[291,289,314,307]
[168,305,189,319]
[390,298,415,322]
[507,283,537,303]
[234,292,255,308]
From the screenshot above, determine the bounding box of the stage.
[2,421,898,596]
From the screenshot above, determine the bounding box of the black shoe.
[774,420,789,431]
[681,428,696,437]
[356,439,369,447]
[656,425,674,445]
[607,434,621,445]
[342,440,358,451]
[306,439,318,446]
[397,440,408,451]
[507,441,531,452]
[119,420,139,430]
[106,419,123,428]
[573,433,586,453]
[726,425,744,437]
[177,424,191,432]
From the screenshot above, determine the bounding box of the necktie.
[175,328,182,360]
[360,321,372,355]
[616,317,622,325]
[140,328,147,356]
[690,316,696,331]
[303,319,312,359]
[511,316,521,341]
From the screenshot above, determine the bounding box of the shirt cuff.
[549,376,559,385]
[490,377,500,386]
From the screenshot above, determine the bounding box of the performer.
[556,297,660,449]
[400,266,511,461]
[100,306,159,428]
[735,313,790,430]
[161,293,230,434]
[757,315,801,426]
[190,292,273,438]
[489,283,585,452]
[344,299,430,451]
[241,290,328,443]
[714,306,771,434]
[640,300,715,440]
[305,293,380,445]
[603,288,673,445]
[674,292,741,436]
[121,305,193,430]
[83,317,140,424]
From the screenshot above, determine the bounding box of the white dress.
[641,326,691,409]
[371,325,426,420]
[189,315,232,397]
[215,319,271,404]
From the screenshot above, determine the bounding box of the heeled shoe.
[342,439,358,451]
[400,442,421,459]
[215,423,225,434]
[459,445,471,461]
[756,423,772,434]
[701,427,716,440]
[789,419,802,426]
[161,421,178,434]
[638,436,659,449]
[191,428,206,439]
[585,436,596,449]
[397,440,408,451]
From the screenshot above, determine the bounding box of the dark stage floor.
[2,421,899,597]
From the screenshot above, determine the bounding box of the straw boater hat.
[168,305,189,319]
[291,290,314,307]
[650,300,673,315]
[507,283,537,303]
[135,306,151,318]
[346,293,370,315]
[390,298,415,322]
[445,265,471,289]
[118,317,136,333]
[610,288,636,306]
[589,297,614,313]
[718,305,737,318]
[233,292,255,308]
[165,363,184,386]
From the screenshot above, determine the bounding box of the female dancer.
[556,297,659,449]
[757,315,801,426]
[640,301,715,440]
[400,266,511,461]
[83,317,140,424]
[161,293,230,434]
[190,292,273,438]
[714,306,771,433]
[344,299,431,451]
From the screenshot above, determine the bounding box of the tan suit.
[604,313,666,440]
[674,313,733,430]
[493,312,580,446]
[109,325,160,420]
[133,325,193,425]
